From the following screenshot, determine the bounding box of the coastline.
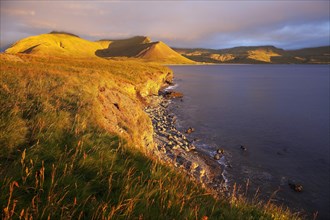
[157,65,330,220]
[145,86,228,196]
[0,53,303,219]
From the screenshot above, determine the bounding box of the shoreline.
[155,67,329,220]
[145,87,228,196]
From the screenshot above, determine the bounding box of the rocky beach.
[145,88,229,197]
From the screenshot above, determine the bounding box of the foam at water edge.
[208,148,230,189]
[165,83,178,91]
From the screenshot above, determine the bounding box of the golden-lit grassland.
[247,49,281,63]
[1,54,299,219]
[5,33,110,58]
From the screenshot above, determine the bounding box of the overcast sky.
[1,1,329,50]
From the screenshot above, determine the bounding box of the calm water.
[168,65,330,219]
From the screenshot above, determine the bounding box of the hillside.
[174,45,330,64]
[5,33,194,64]
[283,46,330,64]
[96,36,194,63]
[0,53,299,219]
[5,32,110,58]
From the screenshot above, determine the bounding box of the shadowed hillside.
[283,46,330,64]
[96,36,151,57]
[174,45,330,64]
[96,36,194,64]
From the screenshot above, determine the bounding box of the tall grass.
[1,54,300,219]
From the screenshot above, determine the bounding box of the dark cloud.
[1,1,329,49]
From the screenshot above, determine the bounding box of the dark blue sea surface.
[168,65,330,219]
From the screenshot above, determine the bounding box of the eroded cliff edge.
[95,66,173,152]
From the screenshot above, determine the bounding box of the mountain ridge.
[5,32,194,64]
[4,32,329,64]
[173,45,330,64]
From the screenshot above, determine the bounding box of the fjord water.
[169,65,329,219]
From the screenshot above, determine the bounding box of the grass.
[5,33,110,58]
[247,49,281,63]
[1,53,300,219]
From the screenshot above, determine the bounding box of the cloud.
[1,8,35,16]
[1,1,329,49]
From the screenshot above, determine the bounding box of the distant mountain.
[5,32,194,64]
[95,36,193,63]
[174,45,330,64]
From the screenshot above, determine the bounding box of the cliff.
[0,53,172,156]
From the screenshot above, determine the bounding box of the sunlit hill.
[5,32,194,64]
[0,32,304,219]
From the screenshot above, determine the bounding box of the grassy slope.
[5,34,110,58]
[1,54,298,219]
[137,41,194,64]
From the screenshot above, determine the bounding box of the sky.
[1,1,329,50]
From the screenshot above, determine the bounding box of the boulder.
[184,146,191,152]
[289,183,303,192]
[172,145,180,150]
[164,91,184,99]
[214,154,221,160]
[189,144,196,150]
[185,127,195,134]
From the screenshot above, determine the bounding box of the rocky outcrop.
[163,91,184,99]
[96,69,173,152]
[210,53,235,62]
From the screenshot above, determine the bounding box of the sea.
[168,64,330,219]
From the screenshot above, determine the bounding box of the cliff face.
[95,70,172,151]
